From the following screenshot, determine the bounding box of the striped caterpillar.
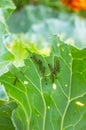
[48,57,60,83]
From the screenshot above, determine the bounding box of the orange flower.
[62,0,86,11]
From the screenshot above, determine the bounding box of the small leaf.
[0,100,17,130]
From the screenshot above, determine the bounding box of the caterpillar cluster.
[30,55,60,84]
[13,55,60,85]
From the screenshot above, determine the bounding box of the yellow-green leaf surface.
[0,36,86,130]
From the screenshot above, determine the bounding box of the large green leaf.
[0,36,86,129]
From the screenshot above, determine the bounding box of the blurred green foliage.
[12,0,30,10]
[12,0,86,18]
[12,0,64,10]
[6,5,86,49]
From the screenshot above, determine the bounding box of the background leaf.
[0,0,16,75]
[6,5,86,48]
